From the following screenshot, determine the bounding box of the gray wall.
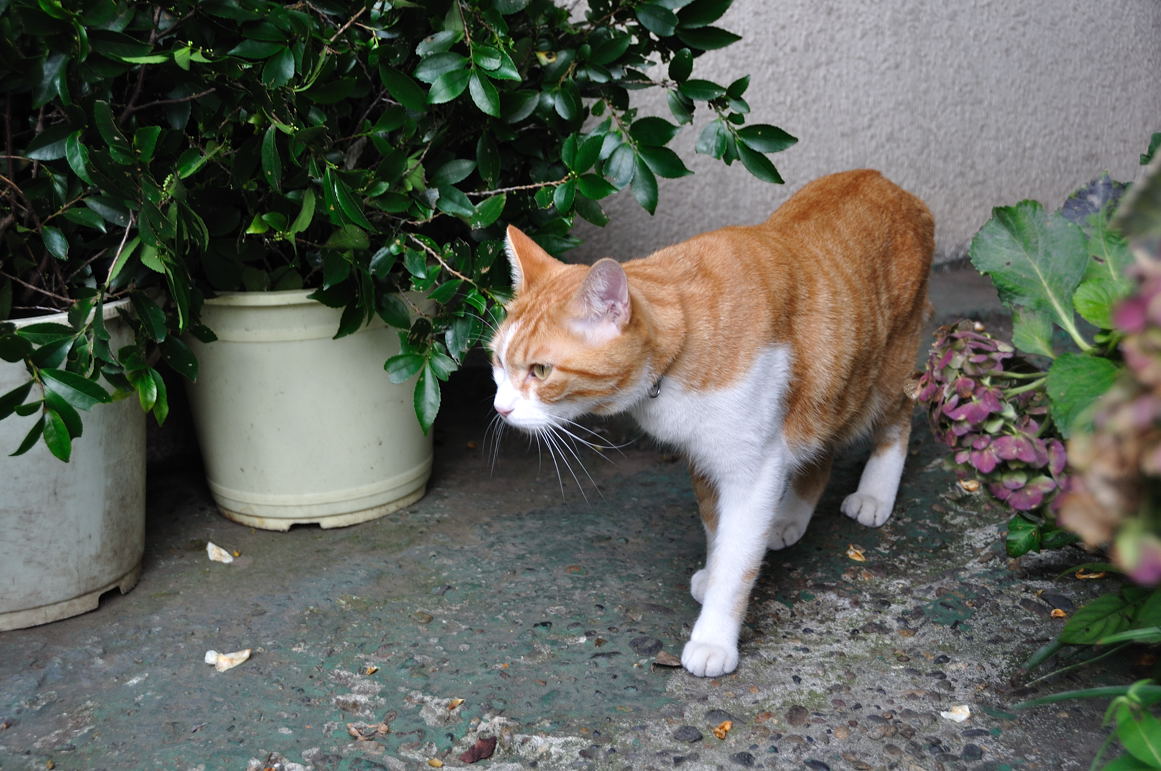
[572,0,1161,264]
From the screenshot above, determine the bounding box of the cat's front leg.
[682,452,789,677]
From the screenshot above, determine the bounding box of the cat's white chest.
[631,346,794,477]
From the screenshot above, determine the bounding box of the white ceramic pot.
[185,290,432,530]
[0,300,146,631]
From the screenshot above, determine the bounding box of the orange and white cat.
[491,170,934,677]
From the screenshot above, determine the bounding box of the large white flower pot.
[0,301,146,631]
[185,290,432,530]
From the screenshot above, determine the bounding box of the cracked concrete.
[0,269,1128,770]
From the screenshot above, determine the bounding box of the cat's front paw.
[841,492,893,527]
[690,568,708,604]
[681,639,739,678]
[767,518,809,550]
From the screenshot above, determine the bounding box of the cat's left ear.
[505,225,559,294]
[571,258,630,341]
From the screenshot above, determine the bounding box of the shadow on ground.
[0,269,1129,770]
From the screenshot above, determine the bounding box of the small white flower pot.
[0,300,146,631]
[185,290,432,530]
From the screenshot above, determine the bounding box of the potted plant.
[0,1,200,627]
[33,0,794,528]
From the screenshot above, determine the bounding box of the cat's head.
[490,225,656,432]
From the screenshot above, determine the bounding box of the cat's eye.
[529,363,553,380]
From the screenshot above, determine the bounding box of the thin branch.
[407,233,472,283]
[466,175,569,198]
[327,5,367,45]
[0,269,71,306]
[121,88,216,119]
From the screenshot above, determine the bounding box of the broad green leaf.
[577,174,617,200]
[436,186,475,218]
[415,52,468,84]
[24,125,70,160]
[161,337,198,381]
[668,48,693,82]
[41,226,69,260]
[65,131,93,185]
[737,142,784,183]
[636,4,678,36]
[470,194,507,229]
[679,78,725,101]
[288,189,316,235]
[133,125,162,163]
[476,133,501,184]
[606,143,636,188]
[1135,588,1161,628]
[677,0,733,28]
[468,72,501,117]
[737,123,798,153]
[553,179,576,213]
[677,25,741,50]
[1045,353,1121,437]
[43,389,82,438]
[261,47,295,87]
[128,367,158,411]
[261,124,282,192]
[638,145,692,178]
[380,66,428,113]
[326,168,374,230]
[1010,307,1056,358]
[42,408,72,461]
[415,30,460,56]
[1074,278,1131,330]
[1061,590,1137,644]
[1005,515,1040,557]
[574,195,608,226]
[969,202,1088,334]
[42,368,111,409]
[10,416,44,457]
[630,116,680,146]
[385,352,424,383]
[553,82,582,121]
[432,158,475,187]
[62,207,105,232]
[590,33,632,66]
[377,294,410,329]
[324,223,370,251]
[428,69,471,104]
[131,294,168,343]
[1083,214,1133,286]
[472,45,503,71]
[228,39,283,59]
[502,90,539,123]
[1116,702,1161,767]
[93,100,132,162]
[0,381,34,421]
[1101,752,1156,770]
[493,0,530,14]
[150,368,169,425]
[631,156,658,214]
[16,322,74,345]
[573,134,603,173]
[415,362,442,434]
[428,279,463,305]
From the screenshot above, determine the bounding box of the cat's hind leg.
[689,467,717,604]
[842,402,911,527]
[767,453,832,550]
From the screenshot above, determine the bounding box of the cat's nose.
[495,404,514,417]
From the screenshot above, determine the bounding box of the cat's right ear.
[505,225,558,294]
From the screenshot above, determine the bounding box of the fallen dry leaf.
[957,479,981,493]
[459,736,498,764]
[206,541,234,564]
[1050,609,1068,619]
[712,720,733,740]
[1075,568,1107,580]
[653,651,682,668]
[204,648,251,672]
[361,665,379,676]
[846,544,867,562]
[448,698,465,711]
[940,705,971,723]
[427,759,444,768]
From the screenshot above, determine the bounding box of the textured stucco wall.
[571,0,1161,263]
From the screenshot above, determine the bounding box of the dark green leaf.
[638,145,692,178]
[415,362,441,434]
[0,381,33,421]
[1010,308,1056,358]
[637,4,679,36]
[667,89,695,124]
[476,133,501,184]
[606,143,636,188]
[436,186,475,218]
[493,0,531,14]
[324,224,370,251]
[65,131,93,185]
[471,194,507,228]
[386,352,424,383]
[428,68,471,104]
[41,226,69,260]
[472,45,503,71]
[229,39,284,59]
[679,79,726,101]
[262,47,295,87]
[1073,278,1131,330]
[677,25,742,50]
[42,409,71,461]
[43,389,82,439]
[631,156,658,214]
[415,52,468,84]
[16,323,74,345]
[669,48,694,82]
[574,194,608,226]
[696,119,728,158]
[415,30,460,56]
[631,116,681,146]
[24,125,70,160]
[573,134,603,174]
[149,368,169,425]
[737,142,784,183]
[553,82,582,121]
[1005,515,1041,557]
[502,90,539,123]
[678,0,733,28]
[377,294,410,329]
[553,179,576,213]
[133,125,162,163]
[288,189,316,236]
[578,174,617,200]
[62,207,106,232]
[42,368,111,409]
[10,416,44,457]
[1045,353,1121,437]
[737,123,798,153]
[590,33,632,65]
[432,159,476,187]
[161,337,198,381]
[428,279,463,305]
[261,124,282,192]
[326,168,375,230]
[469,71,501,117]
[1116,705,1161,768]
[380,66,428,113]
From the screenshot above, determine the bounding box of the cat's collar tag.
[648,378,662,399]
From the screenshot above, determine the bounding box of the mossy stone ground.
[0,270,1128,770]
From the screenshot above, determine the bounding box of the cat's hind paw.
[681,639,739,678]
[690,568,708,604]
[767,518,809,550]
[841,492,893,527]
